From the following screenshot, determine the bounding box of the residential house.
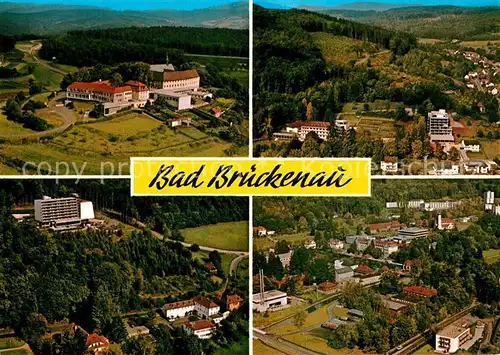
[304,240,317,249]
[459,140,480,152]
[318,281,337,294]
[226,294,243,312]
[354,264,374,274]
[285,121,330,141]
[193,295,220,318]
[85,333,109,353]
[182,320,216,339]
[328,239,344,250]
[402,285,437,297]
[381,156,398,173]
[253,226,267,237]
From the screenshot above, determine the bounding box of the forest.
[39,26,249,67]
[0,180,249,354]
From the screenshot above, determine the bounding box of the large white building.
[182,320,216,339]
[124,80,150,101]
[252,290,288,313]
[67,80,132,104]
[34,196,94,229]
[428,110,454,143]
[162,295,220,320]
[151,68,200,91]
[285,121,330,141]
[435,321,473,353]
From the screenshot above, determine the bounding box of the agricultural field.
[483,249,500,265]
[342,114,398,138]
[283,331,364,355]
[181,221,248,251]
[253,232,311,252]
[342,101,403,113]
[312,33,372,65]
[0,111,238,175]
[459,40,500,49]
[253,340,290,355]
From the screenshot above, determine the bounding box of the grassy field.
[253,340,290,355]
[181,221,248,251]
[460,40,500,48]
[0,338,25,350]
[283,331,365,355]
[0,110,240,174]
[192,250,237,275]
[254,232,310,252]
[254,305,303,329]
[483,249,500,265]
[0,105,34,136]
[312,33,370,65]
[272,304,331,334]
[215,336,249,355]
[342,100,403,113]
[186,54,248,69]
[343,114,397,138]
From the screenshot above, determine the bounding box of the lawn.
[181,221,248,251]
[343,114,397,138]
[215,336,249,355]
[342,100,403,113]
[36,109,65,127]
[460,40,500,48]
[483,249,500,265]
[192,250,237,275]
[254,305,304,329]
[282,332,364,355]
[0,107,34,136]
[254,233,311,252]
[253,340,290,355]
[32,65,63,91]
[0,338,25,350]
[271,304,331,334]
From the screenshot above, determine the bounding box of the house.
[226,294,243,312]
[380,265,389,272]
[182,320,216,339]
[334,120,350,130]
[67,80,132,104]
[253,226,267,236]
[459,140,480,152]
[403,260,421,272]
[205,263,217,273]
[383,299,409,317]
[318,281,337,294]
[166,116,191,128]
[124,80,150,101]
[162,299,195,320]
[210,107,222,118]
[402,285,437,297]
[85,333,109,353]
[193,295,220,318]
[354,264,374,274]
[328,239,344,250]
[335,266,354,283]
[276,251,293,268]
[376,240,400,256]
[285,121,330,141]
[381,156,398,173]
[151,68,200,91]
[433,161,460,175]
[124,323,150,338]
[304,240,317,249]
[367,221,406,234]
[437,214,455,230]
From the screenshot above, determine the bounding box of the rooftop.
[193,295,219,309]
[287,120,330,129]
[68,80,131,94]
[252,290,287,303]
[162,69,199,82]
[163,299,194,310]
[183,320,215,331]
[403,285,437,297]
[438,321,470,338]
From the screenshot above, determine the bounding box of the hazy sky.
[256,0,500,8]
[1,0,243,10]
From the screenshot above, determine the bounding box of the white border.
[129,157,372,197]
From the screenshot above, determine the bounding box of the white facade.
[460,140,480,152]
[381,160,398,173]
[435,325,471,353]
[328,239,344,250]
[182,321,216,339]
[151,90,192,111]
[162,300,195,320]
[34,196,94,228]
[433,163,460,175]
[304,240,317,249]
[334,120,350,130]
[252,290,288,313]
[485,191,495,204]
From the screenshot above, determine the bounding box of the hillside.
[0,1,248,35]
[316,5,500,40]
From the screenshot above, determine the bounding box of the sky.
[255,0,500,8]
[1,0,243,10]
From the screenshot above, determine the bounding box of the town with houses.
[253,181,500,355]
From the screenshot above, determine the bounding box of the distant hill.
[299,2,417,12]
[0,1,248,35]
[311,5,500,40]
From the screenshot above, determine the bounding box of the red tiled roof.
[253,226,266,232]
[183,319,215,331]
[205,263,217,271]
[68,80,131,94]
[124,80,149,91]
[193,295,219,309]
[287,121,330,129]
[85,333,109,348]
[384,156,397,163]
[210,106,222,113]
[318,281,337,291]
[163,299,194,310]
[368,221,406,231]
[380,266,389,272]
[441,218,455,225]
[227,294,243,305]
[355,265,375,274]
[403,285,437,297]
[163,69,199,82]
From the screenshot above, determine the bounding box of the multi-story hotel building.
[66,80,132,104]
[285,121,330,141]
[428,109,454,143]
[151,68,200,91]
[162,295,220,320]
[182,320,216,339]
[124,80,150,101]
[34,196,95,229]
[435,321,473,353]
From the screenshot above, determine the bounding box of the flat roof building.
[252,290,287,313]
[435,321,473,353]
[34,196,94,229]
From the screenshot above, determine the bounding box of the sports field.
[182,221,248,251]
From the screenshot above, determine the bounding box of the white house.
[463,160,492,174]
[381,156,398,173]
[285,121,330,141]
[328,239,344,250]
[193,295,220,318]
[162,299,195,320]
[182,320,216,339]
[459,140,480,152]
[432,162,460,175]
[304,240,317,249]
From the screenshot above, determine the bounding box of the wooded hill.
[39,26,249,67]
[316,5,500,40]
[0,1,249,35]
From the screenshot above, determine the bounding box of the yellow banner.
[131,158,371,196]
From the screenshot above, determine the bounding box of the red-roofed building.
[355,264,375,274]
[205,263,217,273]
[210,106,222,118]
[67,80,132,104]
[380,265,390,272]
[253,226,267,236]
[285,121,330,141]
[152,69,200,91]
[318,281,337,294]
[193,295,220,317]
[367,221,406,233]
[403,285,437,297]
[438,214,455,230]
[182,320,216,339]
[226,294,243,311]
[85,333,109,353]
[124,80,150,101]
